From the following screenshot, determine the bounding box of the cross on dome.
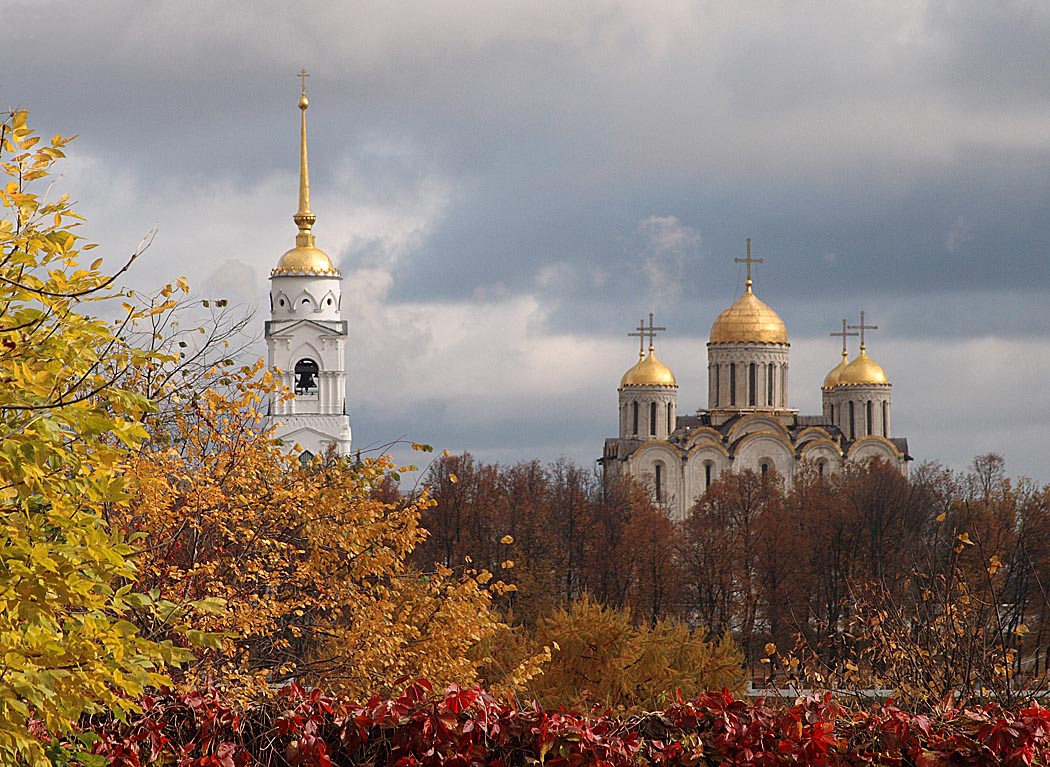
[628,312,666,357]
[830,319,859,359]
[848,311,878,351]
[735,238,763,291]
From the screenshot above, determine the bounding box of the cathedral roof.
[839,348,890,386]
[272,72,340,278]
[621,350,677,387]
[709,285,788,345]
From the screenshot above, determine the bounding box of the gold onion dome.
[272,70,340,278]
[274,245,337,276]
[839,348,889,386]
[621,350,677,388]
[709,285,788,345]
[823,352,849,389]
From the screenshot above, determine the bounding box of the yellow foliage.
[0,110,198,766]
[512,595,742,710]
[117,362,514,699]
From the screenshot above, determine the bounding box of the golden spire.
[293,68,316,249]
[735,237,763,293]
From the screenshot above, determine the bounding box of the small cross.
[830,319,859,355]
[627,313,667,356]
[298,68,310,95]
[628,318,647,358]
[734,238,763,287]
[848,310,878,349]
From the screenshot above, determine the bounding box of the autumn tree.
[525,595,741,710]
[0,109,202,765]
[113,362,525,699]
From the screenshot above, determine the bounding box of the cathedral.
[601,240,910,521]
[264,74,353,458]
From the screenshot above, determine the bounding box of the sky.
[5,0,1049,485]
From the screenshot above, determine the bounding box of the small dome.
[621,351,677,388]
[709,287,788,345]
[823,354,849,389]
[839,349,889,386]
[272,245,339,276]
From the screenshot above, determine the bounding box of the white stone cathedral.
[601,240,910,521]
[265,76,353,458]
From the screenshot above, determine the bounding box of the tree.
[114,362,523,699]
[0,109,198,765]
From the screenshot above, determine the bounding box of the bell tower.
[265,71,353,458]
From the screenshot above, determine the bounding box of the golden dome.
[621,350,677,388]
[272,245,339,276]
[823,352,849,389]
[839,348,889,386]
[709,286,788,345]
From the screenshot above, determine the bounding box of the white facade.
[602,248,910,521]
[264,80,353,459]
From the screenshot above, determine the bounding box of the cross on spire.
[734,237,763,291]
[830,319,859,359]
[298,68,310,96]
[848,310,878,350]
[627,313,667,357]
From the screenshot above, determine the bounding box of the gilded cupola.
[621,350,677,387]
[273,73,339,277]
[709,239,787,345]
[838,311,889,386]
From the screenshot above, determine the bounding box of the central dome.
[621,351,677,387]
[709,287,788,345]
[272,245,339,276]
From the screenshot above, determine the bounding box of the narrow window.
[632,401,639,435]
[849,401,856,440]
[830,404,835,424]
[667,402,673,434]
[294,358,320,395]
[767,364,774,406]
[818,459,826,478]
[882,401,888,436]
[761,461,769,476]
[748,363,757,406]
[655,464,663,501]
[650,401,657,436]
[714,365,720,406]
[730,363,736,405]
[866,400,873,435]
[704,461,713,489]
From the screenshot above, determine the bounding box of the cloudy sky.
[6,1,1049,484]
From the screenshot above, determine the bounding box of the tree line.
[414,451,1050,706]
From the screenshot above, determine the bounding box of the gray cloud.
[5,0,1049,484]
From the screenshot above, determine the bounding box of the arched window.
[882,401,889,437]
[817,459,826,478]
[654,463,663,502]
[767,364,774,406]
[714,365,720,406]
[704,460,713,490]
[848,401,856,441]
[730,363,736,405]
[294,358,320,395]
[667,402,673,434]
[632,401,639,435]
[649,401,657,436]
[748,363,757,406]
[760,461,770,476]
[866,400,873,435]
